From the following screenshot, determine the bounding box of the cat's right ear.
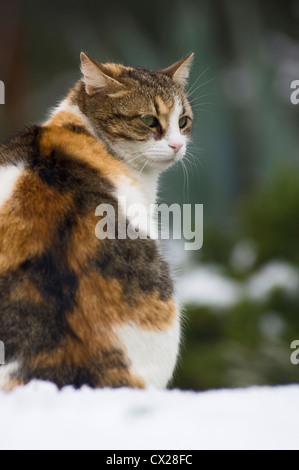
[80,52,124,95]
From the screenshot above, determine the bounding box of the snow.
[247,261,299,301]
[0,382,298,450]
[230,240,257,272]
[176,261,299,308]
[177,265,241,308]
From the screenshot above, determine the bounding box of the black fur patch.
[62,123,92,137]
[29,143,115,214]
[0,246,79,361]
[93,237,174,304]
[0,126,41,167]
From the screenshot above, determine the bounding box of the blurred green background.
[0,0,299,390]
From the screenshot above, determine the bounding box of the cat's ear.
[161,53,194,88]
[80,52,124,95]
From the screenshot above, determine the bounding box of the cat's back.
[0,124,116,273]
[0,123,179,390]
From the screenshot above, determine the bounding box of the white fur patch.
[165,97,185,157]
[0,164,24,210]
[0,362,19,391]
[116,320,180,389]
[114,174,158,239]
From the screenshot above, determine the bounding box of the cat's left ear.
[80,52,124,95]
[161,53,194,88]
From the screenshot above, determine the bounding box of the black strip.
[62,123,92,137]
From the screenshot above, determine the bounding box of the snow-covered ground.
[0,382,298,450]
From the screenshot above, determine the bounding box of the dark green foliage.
[175,290,299,390]
[241,166,299,267]
[175,165,299,390]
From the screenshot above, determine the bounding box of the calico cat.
[0,52,193,391]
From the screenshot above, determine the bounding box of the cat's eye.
[179,116,188,129]
[140,116,159,128]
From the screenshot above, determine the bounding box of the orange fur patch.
[74,272,176,332]
[0,172,74,273]
[40,124,136,188]
[47,110,85,128]
[1,378,24,393]
[104,63,123,78]
[155,96,174,130]
[10,278,43,304]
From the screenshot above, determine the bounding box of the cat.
[0,52,194,391]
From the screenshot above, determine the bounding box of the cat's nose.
[168,142,183,153]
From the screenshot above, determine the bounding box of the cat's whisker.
[184,160,191,202]
[187,67,211,96]
[191,103,214,108]
[188,147,206,156]
[188,76,216,98]
[190,91,217,99]
[193,108,215,116]
[189,95,216,106]
[140,159,151,175]
[185,155,198,175]
[179,158,190,203]
[127,154,145,164]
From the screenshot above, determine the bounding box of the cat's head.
[78,52,194,173]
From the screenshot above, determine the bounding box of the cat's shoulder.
[0,125,41,167]
[0,126,41,210]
